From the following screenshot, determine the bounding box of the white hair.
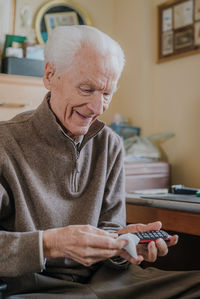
[44,25,125,75]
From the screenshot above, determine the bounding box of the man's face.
[44,46,119,139]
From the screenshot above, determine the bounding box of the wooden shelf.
[126,203,200,236]
[0,73,43,86]
[0,73,47,121]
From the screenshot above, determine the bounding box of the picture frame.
[194,21,200,44]
[44,11,79,35]
[35,0,92,44]
[162,31,173,55]
[174,0,193,29]
[157,0,200,63]
[0,0,16,38]
[174,27,193,49]
[195,0,200,20]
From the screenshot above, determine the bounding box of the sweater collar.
[31,92,105,148]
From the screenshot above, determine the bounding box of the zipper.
[61,124,105,193]
[73,168,78,192]
[72,142,80,192]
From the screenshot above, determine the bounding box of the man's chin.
[71,126,90,138]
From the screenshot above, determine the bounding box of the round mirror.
[34,0,92,44]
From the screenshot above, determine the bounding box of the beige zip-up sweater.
[0,93,126,278]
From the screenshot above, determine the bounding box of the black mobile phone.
[134,230,171,244]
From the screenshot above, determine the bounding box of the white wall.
[112,0,200,187]
[14,0,115,39]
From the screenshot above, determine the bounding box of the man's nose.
[87,94,104,115]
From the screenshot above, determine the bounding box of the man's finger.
[81,226,118,238]
[146,241,157,262]
[155,238,168,256]
[140,221,162,232]
[120,250,144,265]
[118,221,162,235]
[166,235,179,247]
[76,232,128,250]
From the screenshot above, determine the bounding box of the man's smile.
[75,110,94,120]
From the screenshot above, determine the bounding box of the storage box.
[110,123,140,140]
[2,34,27,58]
[125,161,170,193]
[1,57,44,77]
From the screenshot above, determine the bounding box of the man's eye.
[84,89,93,93]
[80,88,94,94]
[103,93,111,101]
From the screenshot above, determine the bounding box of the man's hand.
[117,221,178,265]
[43,225,128,267]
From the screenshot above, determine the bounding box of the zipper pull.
[76,150,80,160]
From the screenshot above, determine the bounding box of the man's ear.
[43,62,56,90]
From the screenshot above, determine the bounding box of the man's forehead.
[73,46,119,73]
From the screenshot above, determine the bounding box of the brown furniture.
[126,194,200,270]
[126,194,200,236]
[0,74,47,121]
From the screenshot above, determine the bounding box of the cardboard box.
[125,161,170,193]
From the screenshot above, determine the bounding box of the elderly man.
[0,26,200,298]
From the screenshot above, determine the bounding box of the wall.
[152,0,200,188]
[14,0,115,41]
[113,0,200,188]
[109,0,154,128]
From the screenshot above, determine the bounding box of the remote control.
[134,230,170,244]
[169,184,200,195]
[118,230,170,244]
[117,230,171,259]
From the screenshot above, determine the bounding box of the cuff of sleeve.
[39,230,46,270]
[104,257,130,270]
[0,231,45,276]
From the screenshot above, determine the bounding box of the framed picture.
[174,0,193,29]
[194,21,200,44]
[0,0,16,56]
[35,0,92,44]
[44,11,79,35]
[174,28,193,49]
[157,0,200,62]
[162,8,173,32]
[162,31,173,55]
[0,0,15,38]
[195,0,200,20]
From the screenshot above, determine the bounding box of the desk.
[126,194,200,236]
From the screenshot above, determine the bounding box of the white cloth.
[118,233,140,259]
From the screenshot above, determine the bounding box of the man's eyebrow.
[79,80,93,86]
[79,81,118,93]
[79,82,95,88]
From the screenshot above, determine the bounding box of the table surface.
[126,193,200,236]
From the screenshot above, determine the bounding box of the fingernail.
[149,241,155,248]
[157,238,163,244]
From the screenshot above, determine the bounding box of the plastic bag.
[123,132,174,162]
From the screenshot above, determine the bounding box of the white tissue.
[118,233,140,259]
